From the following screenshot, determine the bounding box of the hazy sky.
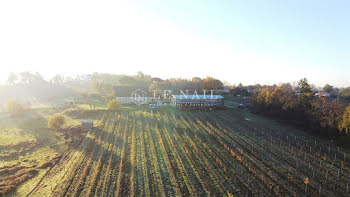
[0,0,349,87]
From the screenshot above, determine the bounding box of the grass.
[0,103,101,196]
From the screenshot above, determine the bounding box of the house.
[171,94,224,109]
[315,92,330,98]
[115,97,153,104]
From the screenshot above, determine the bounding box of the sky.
[0,0,349,87]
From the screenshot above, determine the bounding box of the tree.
[251,79,348,135]
[93,81,114,95]
[33,72,44,82]
[323,84,333,93]
[6,98,29,116]
[50,74,64,84]
[119,76,136,85]
[339,106,350,134]
[298,78,312,95]
[255,87,275,106]
[107,99,121,111]
[19,72,32,84]
[202,76,223,90]
[230,87,250,97]
[298,78,313,111]
[48,114,66,129]
[191,77,202,83]
[7,73,18,85]
[151,77,163,83]
[137,71,145,78]
[339,87,350,99]
[19,72,44,84]
[311,98,344,131]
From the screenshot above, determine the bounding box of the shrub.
[5,98,29,116]
[107,99,121,111]
[48,114,66,129]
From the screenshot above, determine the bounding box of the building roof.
[315,92,330,97]
[81,120,93,124]
[172,94,224,100]
[215,89,230,93]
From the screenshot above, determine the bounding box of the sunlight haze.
[0,0,349,86]
[2,2,350,196]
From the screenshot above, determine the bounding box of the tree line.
[90,72,223,97]
[251,78,350,136]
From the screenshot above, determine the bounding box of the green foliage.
[298,78,313,111]
[107,99,121,111]
[5,98,29,115]
[339,106,350,134]
[298,78,312,95]
[48,113,66,129]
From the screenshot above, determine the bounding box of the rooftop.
[81,120,93,124]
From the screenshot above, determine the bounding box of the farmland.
[0,108,68,196]
[0,105,103,196]
[22,104,350,197]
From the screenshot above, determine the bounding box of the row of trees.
[90,72,224,97]
[230,81,350,102]
[7,72,45,85]
[149,77,223,97]
[6,72,95,85]
[252,78,350,136]
[92,72,155,95]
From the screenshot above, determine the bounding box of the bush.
[5,98,29,116]
[107,99,121,111]
[48,114,66,129]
